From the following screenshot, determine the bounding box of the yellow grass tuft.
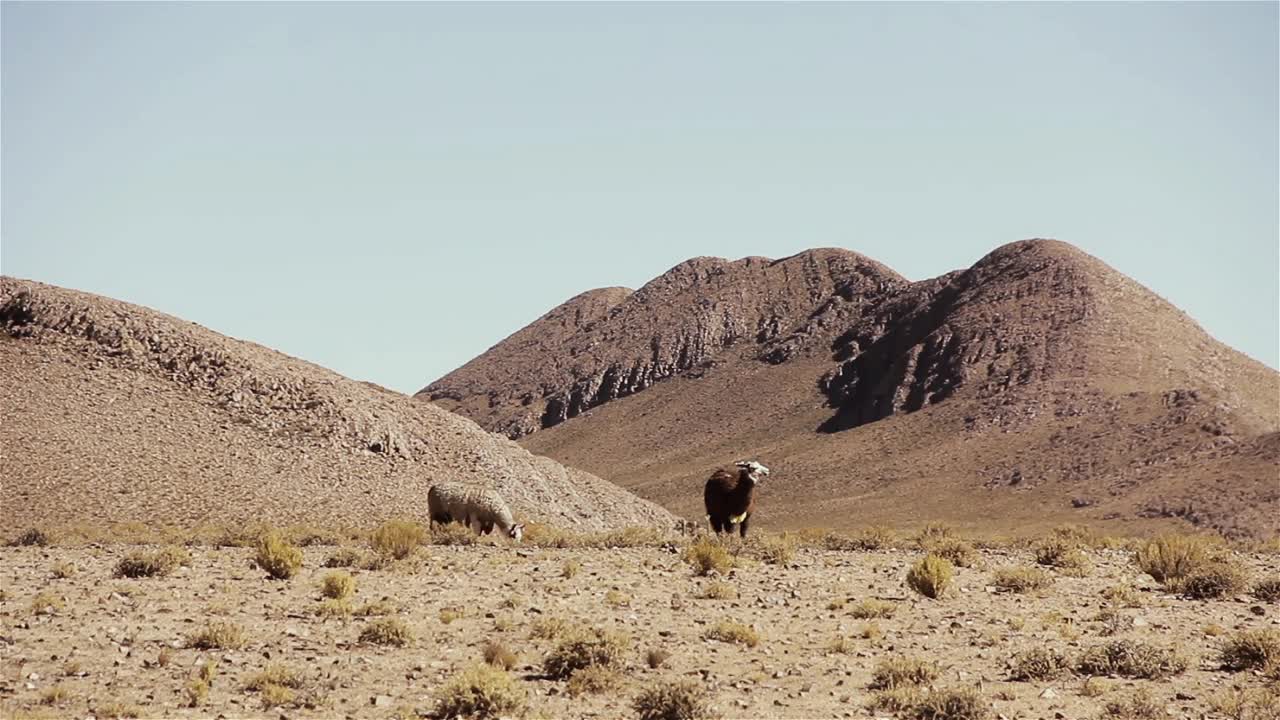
[682,537,733,577]
[320,570,356,600]
[704,620,759,648]
[906,554,953,599]
[254,531,303,580]
[432,664,526,719]
[371,520,426,559]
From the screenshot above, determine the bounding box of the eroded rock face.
[421,248,907,438]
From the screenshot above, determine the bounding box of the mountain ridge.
[421,239,1279,537]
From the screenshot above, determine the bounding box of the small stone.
[371,695,392,707]
[1039,688,1058,699]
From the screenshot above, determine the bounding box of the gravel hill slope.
[0,277,673,531]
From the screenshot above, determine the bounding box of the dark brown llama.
[703,460,771,537]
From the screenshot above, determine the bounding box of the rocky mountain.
[0,277,674,531]
[421,240,1280,538]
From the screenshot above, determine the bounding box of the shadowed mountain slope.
[423,240,1279,538]
[0,277,673,531]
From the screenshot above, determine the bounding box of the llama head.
[735,460,770,482]
[508,523,525,542]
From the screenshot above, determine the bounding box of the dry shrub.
[1034,538,1091,576]
[244,664,305,691]
[1102,583,1146,608]
[323,547,364,568]
[605,589,630,607]
[482,639,517,670]
[521,522,581,548]
[315,598,353,618]
[1076,639,1187,679]
[320,571,356,600]
[860,622,884,641]
[30,591,64,614]
[355,598,401,616]
[1050,524,1101,548]
[259,683,296,709]
[567,664,623,697]
[750,533,797,566]
[187,622,246,650]
[850,598,897,619]
[185,678,209,708]
[1219,629,1280,671]
[254,531,303,580]
[1093,607,1129,637]
[1103,688,1164,720]
[1009,647,1071,680]
[39,685,69,705]
[1172,562,1250,599]
[594,526,666,548]
[992,566,1052,594]
[1254,577,1280,603]
[115,546,190,578]
[561,560,581,579]
[632,680,715,720]
[906,555,953,599]
[543,627,630,678]
[432,663,526,719]
[1209,687,1280,720]
[825,526,894,551]
[927,538,978,568]
[698,582,737,600]
[94,702,141,719]
[914,687,990,720]
[530,617,572,640]
[682,537,733,577]
[1079,676,1110,698]
[1134,534,1215,583]
[646,648,671,669]
[371,520,426,558]
[52,561,75,579]
[829,636,858,655]
[704,620,759,648]
[916,522,955,547]
[869,687,925,715]
[359,618,412,646]
[429,522,477,547]
[870,657,940,690]
[13,527,52,547]
[439,607,463,624]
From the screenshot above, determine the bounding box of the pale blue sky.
[3,2,1277,393]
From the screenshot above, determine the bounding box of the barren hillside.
[0,278,674,531]
[422,240,1280,538]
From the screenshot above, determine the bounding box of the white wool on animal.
[428,482,518,534]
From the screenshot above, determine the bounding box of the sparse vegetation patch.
[543,627,630,678]
[254,531,303,580]
[632,680,715,720]
[906,554,953,599]
[683,537,733,576]
[1218,629,1280,671]
[431,663,526,719]
[704,620,759,648]
[1076,639,1187,679]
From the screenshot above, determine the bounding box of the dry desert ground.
[1,526,1278,720]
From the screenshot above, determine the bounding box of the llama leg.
[738,515,751,538]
